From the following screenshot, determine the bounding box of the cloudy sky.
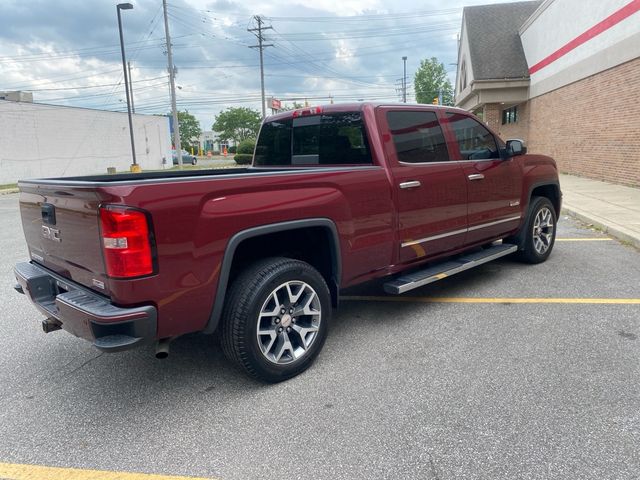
[2,0,512,129]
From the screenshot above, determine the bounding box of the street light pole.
[128,61,135,113]
[402,56,407,103]
[116,3,138,171]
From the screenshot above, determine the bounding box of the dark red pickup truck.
[14,102,560,382]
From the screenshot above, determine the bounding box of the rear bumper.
[13,262,157,352]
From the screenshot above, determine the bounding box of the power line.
[21,75,168,92]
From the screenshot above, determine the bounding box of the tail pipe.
[155,338,171,359]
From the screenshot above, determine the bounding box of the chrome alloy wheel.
[532,206,554,255]
[256,281,322,364]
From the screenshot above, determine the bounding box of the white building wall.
[0,101,171,184]
[520,0,640,98]
[454,16,476,103]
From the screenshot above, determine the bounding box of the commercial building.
[455,0,640,186]
[198,131,236,154]
[0,99,171,184]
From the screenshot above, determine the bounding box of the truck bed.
[18,167,304,185]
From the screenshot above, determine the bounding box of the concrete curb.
[562,207,640,251]
[0,188,19,195]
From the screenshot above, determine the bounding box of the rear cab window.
[254,112,372,166]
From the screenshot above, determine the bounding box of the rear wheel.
[516,196,557,263]
[220,257,331,382]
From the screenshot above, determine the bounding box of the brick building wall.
[527,57,640,187]
[498,101,530,142]
[481,102,532,144]
[482,104,501,132]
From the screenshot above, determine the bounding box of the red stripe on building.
[528,0,640,75]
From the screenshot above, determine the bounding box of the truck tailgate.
[19,184,109,295]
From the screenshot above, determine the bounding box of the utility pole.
[248,15,273,118]
[402,56,407,103]
[162,0,182,167]
[127,61,135,113]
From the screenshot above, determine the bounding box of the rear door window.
[386,111,449,163]
[254,112,372,166]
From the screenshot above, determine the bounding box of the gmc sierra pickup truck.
[14,102,560,382]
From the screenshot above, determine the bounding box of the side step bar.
[384,243,518,294]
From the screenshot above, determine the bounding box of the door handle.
[399,180,422,189]
[467,174,485,181]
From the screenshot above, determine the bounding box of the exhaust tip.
[155,339,171,359]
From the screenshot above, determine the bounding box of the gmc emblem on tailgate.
[42,226,61,242]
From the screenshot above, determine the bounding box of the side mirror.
[506,139,527,156]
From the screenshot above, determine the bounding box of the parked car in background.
[172,149,197,165]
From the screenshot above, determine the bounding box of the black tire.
[192,158,197,165]
[515,196,557,264]
[220,257,331,383]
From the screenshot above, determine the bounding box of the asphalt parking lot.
[1,191,639,480]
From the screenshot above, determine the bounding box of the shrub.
[237,138,256,155]
[234,154,253,165]
[228,145,237,154]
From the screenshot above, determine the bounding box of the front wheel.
[220,257,331,382]
[516,196,557,264]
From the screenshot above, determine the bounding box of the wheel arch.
[508,180,561,250]
[203,218,341,334]
[529,181,561,216]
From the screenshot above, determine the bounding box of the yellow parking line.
[555,238,612,241]
[341,296,640,304]
[0,462,216,480]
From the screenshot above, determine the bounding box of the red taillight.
[99,206,155,278]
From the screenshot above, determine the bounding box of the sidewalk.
[560,173,640,249]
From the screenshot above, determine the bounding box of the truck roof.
[266,102,468,122]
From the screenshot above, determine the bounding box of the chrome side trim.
[401,215,521,248]
[401,227,467,248]
[467,215,521,232]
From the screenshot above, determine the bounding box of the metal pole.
[128,61,135,113]
[163,0,182,167]
[258,17,266,118]
[117,4,137,167]
[402,56,407,103]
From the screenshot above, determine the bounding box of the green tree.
[414,57,454,106]
[212,107,262,144]
[278,101,305,111]
[175,110,202,151]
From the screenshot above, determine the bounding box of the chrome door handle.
[467,174,485,181]
[399,181,422,189]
